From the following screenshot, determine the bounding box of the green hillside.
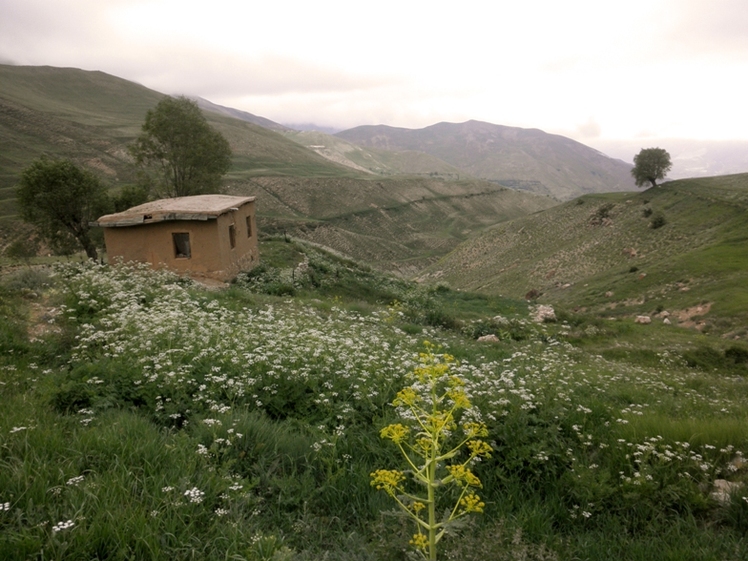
[0,65,356,222]
[336,120,637,200]
[231,175,556,274]
[0,65,555,271]
[2,245,748,560]
[422,173,748,335]
[284,129,464,177]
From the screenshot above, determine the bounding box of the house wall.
[213,203,259,278]
[103,201,259,281]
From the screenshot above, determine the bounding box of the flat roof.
[94,195,255,227]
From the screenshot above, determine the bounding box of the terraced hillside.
[422,174,748,335]
[233,175,556,275]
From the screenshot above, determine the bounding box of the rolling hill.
[0,64,555,271]
[283,129,464,177]
[420,173,748,335]
[336,120,637,200]
[0,64,355,221]
[238,175,555,275]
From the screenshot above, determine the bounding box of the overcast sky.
[1,0,747,146]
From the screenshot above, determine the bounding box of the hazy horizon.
[2,0,747,147]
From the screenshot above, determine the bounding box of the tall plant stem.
[428,456,437,560]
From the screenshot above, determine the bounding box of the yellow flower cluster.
[413,362,449,382]
[416,436,434,455]
[467,439,493,458]
[447,464,482,488]
[369,469,405,496]
[409,533,429,551]
[380,423,410,444]
[393,387,419,407]
[410,501,426,513]
[426,411,456,434]
[459,493,486,513]
[446,386,472,409]
[462,422,489,438]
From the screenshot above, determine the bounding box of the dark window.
[246,216,252,238]
[229,224,236,249]
[173,233,191,258]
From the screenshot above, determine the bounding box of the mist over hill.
[195,97,291,132]
[590,137,748,180]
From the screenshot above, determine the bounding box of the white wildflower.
[52,519,75,533]
[184,487,205,504]
[66,475,85,487]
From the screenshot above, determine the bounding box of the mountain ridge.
[336,120,637,200]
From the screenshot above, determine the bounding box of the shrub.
[682,346,726,371]
[4,236,40,262]
[1,267,50,292]
[650,212,666,229]
[51,379,93,413]
[725,345,748,365]
[596,203,615,219]
[424,308,461,330]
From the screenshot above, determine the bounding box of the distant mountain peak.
[336,120,636,199]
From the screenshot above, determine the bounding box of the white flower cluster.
[66,475,85,487]
[184,487,205,504]
[52,519,74,533]
[56,261,748,505]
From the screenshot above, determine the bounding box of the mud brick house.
[94,195,258,281]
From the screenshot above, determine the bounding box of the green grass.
[428,173,748,336]
[2,256,748,560]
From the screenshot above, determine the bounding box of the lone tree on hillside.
[130,96,233,198]
[631,147,672,188]
[16,157,111,260]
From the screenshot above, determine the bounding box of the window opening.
[173,232,191,258]
[246,216,252,238]
[229,224,236,249]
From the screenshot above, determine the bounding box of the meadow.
[1,246,748,560]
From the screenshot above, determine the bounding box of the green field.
[425,173,748,337]
[1,243,747,560]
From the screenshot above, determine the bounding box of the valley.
[1,63,748,561]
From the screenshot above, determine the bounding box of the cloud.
[0,0,400,98]
[1,0,747,141]
[576,117,602,139]
[664,0,748,58]
[119,50,397,98]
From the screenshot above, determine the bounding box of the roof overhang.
[93,195,255,228]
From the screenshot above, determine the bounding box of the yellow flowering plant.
[370,342,492,560]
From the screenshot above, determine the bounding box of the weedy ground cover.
[1,258,747,560]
